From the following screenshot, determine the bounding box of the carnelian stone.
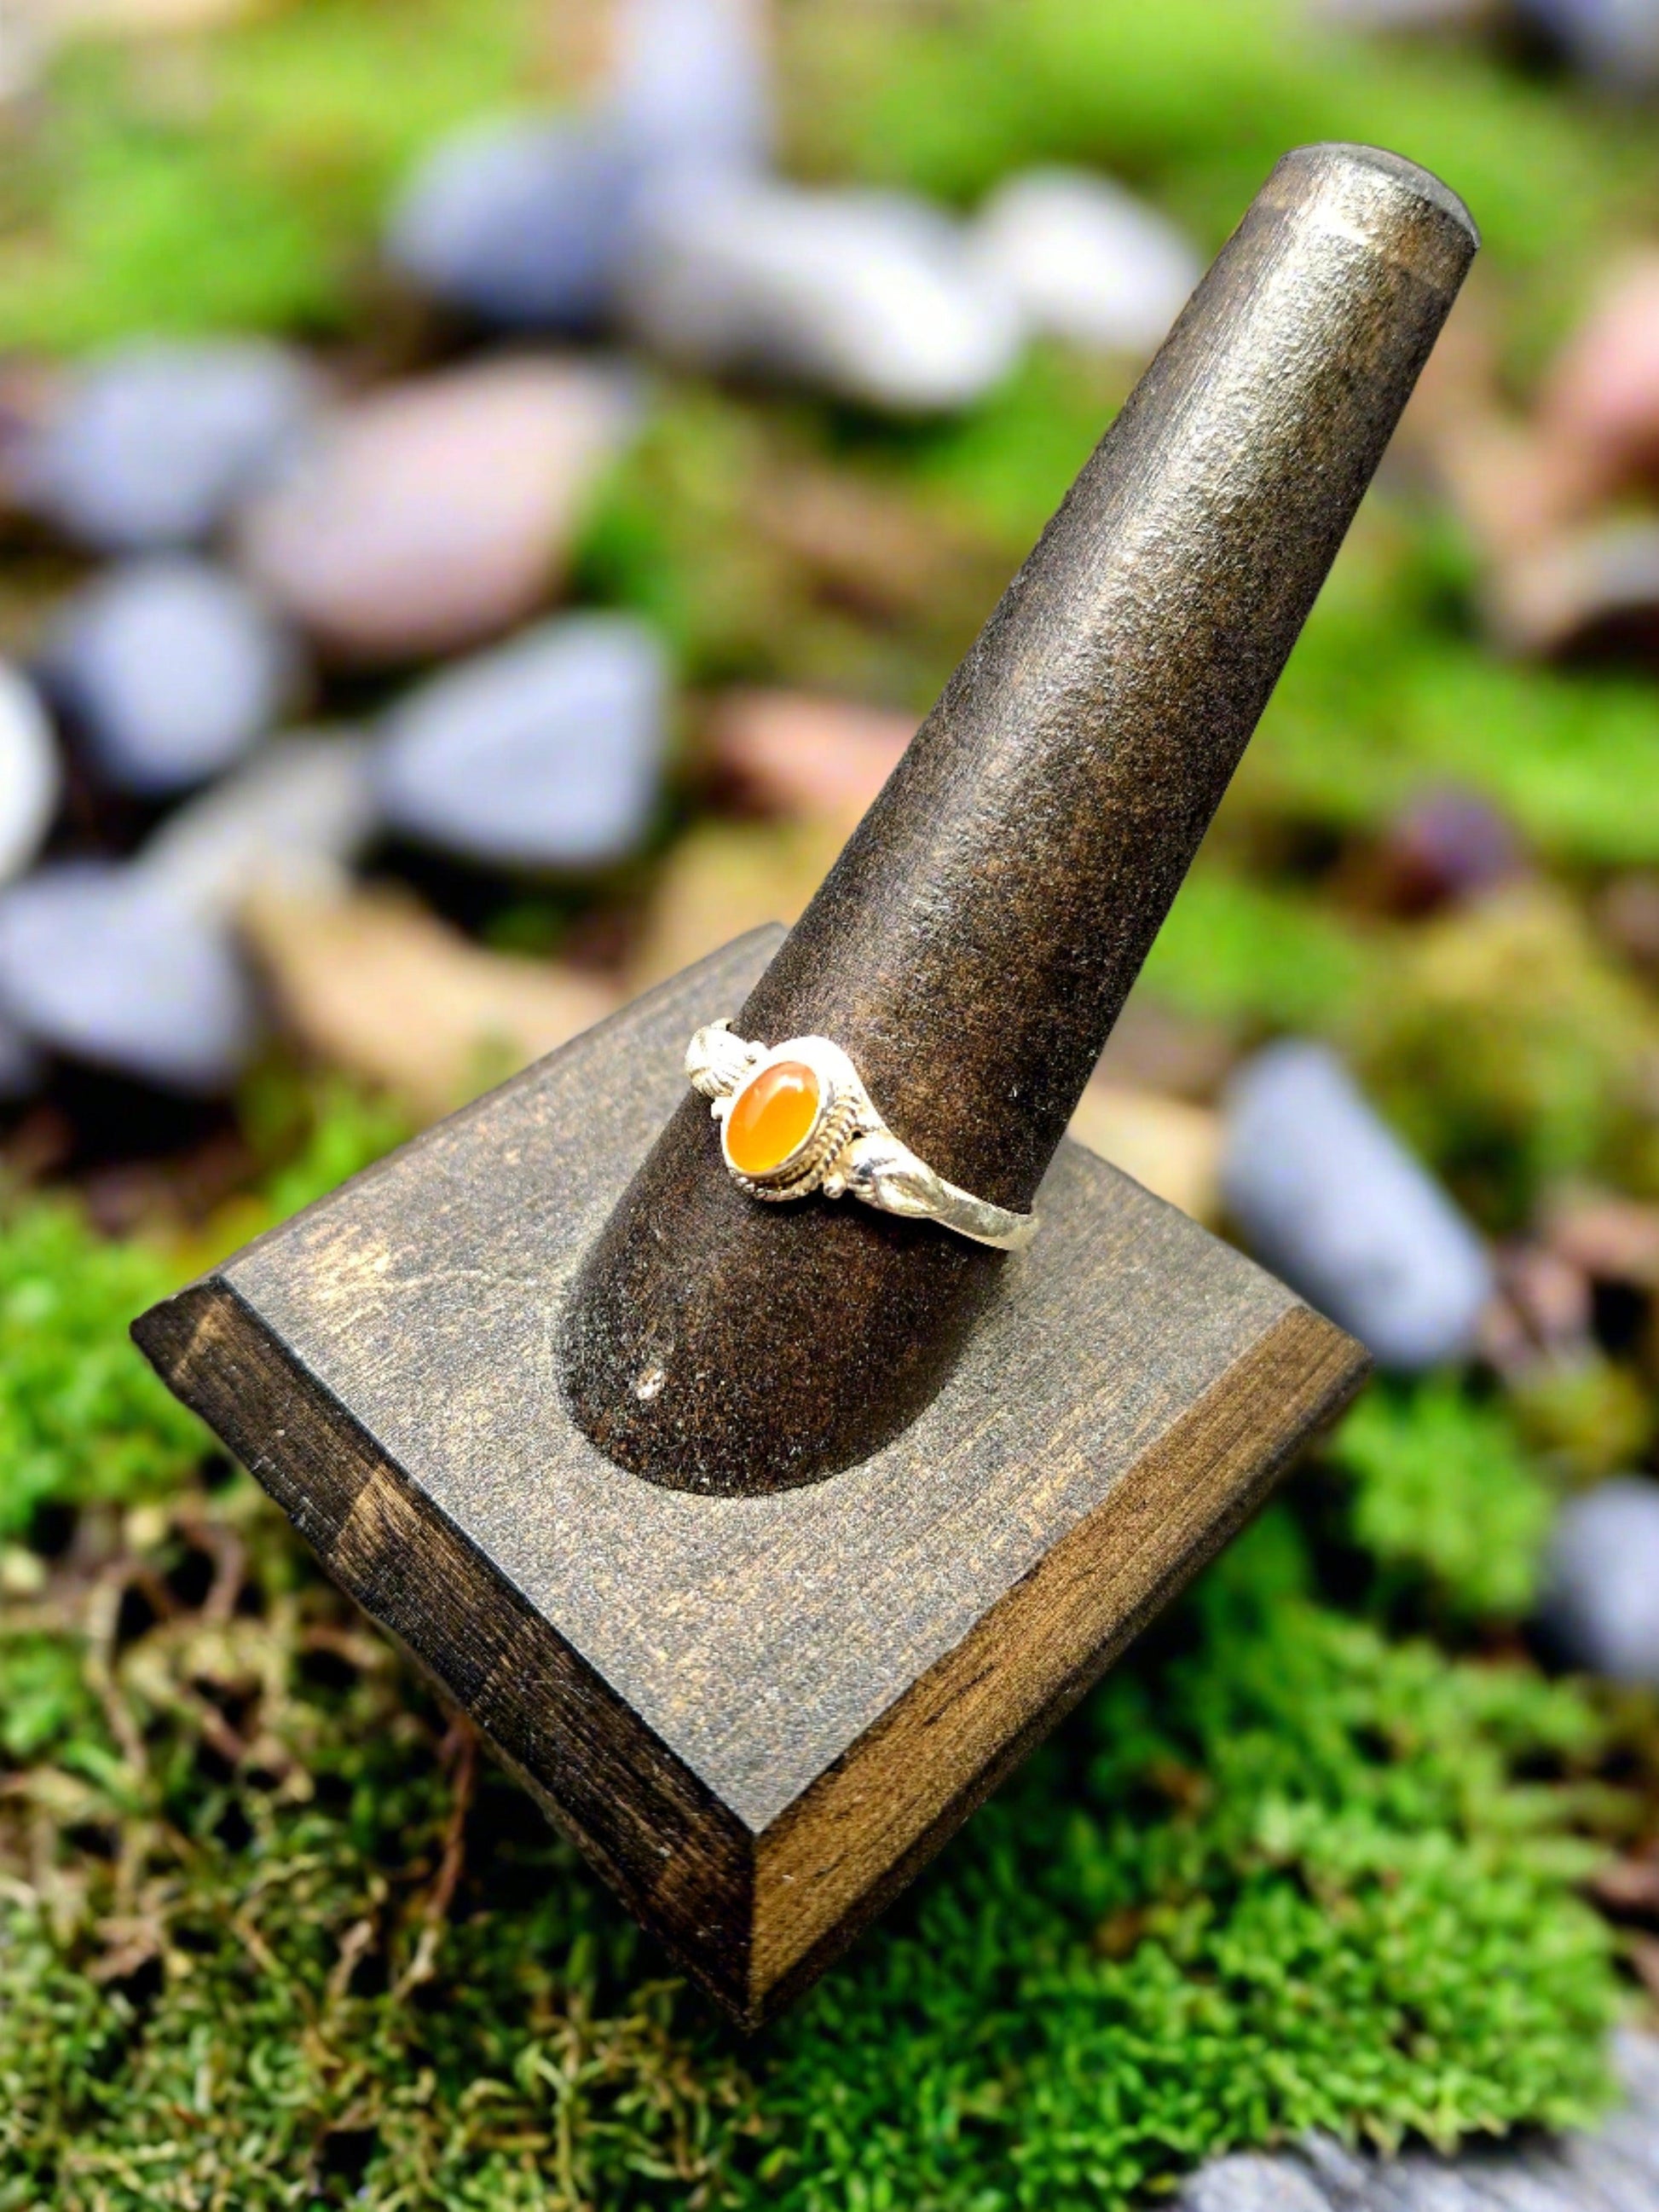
[726,1060,821,1175]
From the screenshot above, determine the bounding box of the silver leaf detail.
[843,1133,945,1219]
[685,1019,763,1100]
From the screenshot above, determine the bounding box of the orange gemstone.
[726,1060,821,1175]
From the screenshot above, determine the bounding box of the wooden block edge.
[131,1278,765,2024]
[747,1302,1368,2021]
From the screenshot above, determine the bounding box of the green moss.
[1242,532,1659,865]
[795,0,1655,348]
[1325,1379,1558,1620]
[0,1077,408,1556]
[1510,1355,1657,1486]
[754,1516,1615,2209]
[0,1102,1629,2198]
[571,377,1008,704]
[0,1194,203,1543]
[1140,864,1379,1032]
[570,383,786,680]
[0,0,540,349]
[902,344,1122,548]
[251,1071,413,1222]
[1355,886,1659,1226]
[0,1463,1622,2209]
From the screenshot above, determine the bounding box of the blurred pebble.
[618,176,1023,413]
[0,357,63,511]
[607,0,772,174]
[235,357,639,663]
[0,662,61,886]
[138,731,379,919]
[971,169,1200,356]
[708,688,913,823]
[1515,0,1659,85]
[1488,517,1659,661]
[41,556,301,795]
[0,861,257,1093]
[1544,1476,1659,1683]
[20,338,318,552]
[1535,255,1659,514]
[1378,787,1523,911]
[384,117,643,329]
[1066,1081,1223,1224]
[1176,2030,1659,2206]
[1176,2154,1332,2212]
[375,613,668,869]
[1221,1039,1493,1369]
[385,0,766,330]
[242,881,617,1120]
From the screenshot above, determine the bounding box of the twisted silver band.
[685,1020,1038,1252]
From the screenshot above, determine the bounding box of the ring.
[685,1020,1038,1252]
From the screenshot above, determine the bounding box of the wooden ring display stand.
[136,146,1477,2029]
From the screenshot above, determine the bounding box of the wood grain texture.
[560,144,1476,1492]
[136,931,1368,2027]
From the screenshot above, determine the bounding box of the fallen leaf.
[627,817,844,992]
[242,884,618,1121]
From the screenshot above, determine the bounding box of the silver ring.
[685,1020,1038,1252]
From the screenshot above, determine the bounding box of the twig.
[392,1718,477,1998]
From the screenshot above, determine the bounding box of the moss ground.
[3,1,1659,2204]
[0,1147,1637,2209]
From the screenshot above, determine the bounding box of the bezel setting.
[715,1037,869,1201]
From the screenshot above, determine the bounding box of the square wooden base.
[134,928,1367,2027]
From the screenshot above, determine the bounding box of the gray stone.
[607,0,772,176]
[971,168,1201,356]
[138,730,379,919]
[1543,1476,1659,1684]
[374,613,668,869]
[384,115,644,329]
[384,0,768,330]
[0,862,257,1094]
[617,174,1024,413]
[1176,2036,1659,2211]
[1178,2153,1333,2212]
[1221,1039,1493,1369]
[20,338,318,552]
[42,556,301,795]
[0,661,61,887]
[1546,2131,1659,2212]
[1515,0,1659,88]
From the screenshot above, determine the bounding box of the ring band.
[685,1020,1038,1252]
